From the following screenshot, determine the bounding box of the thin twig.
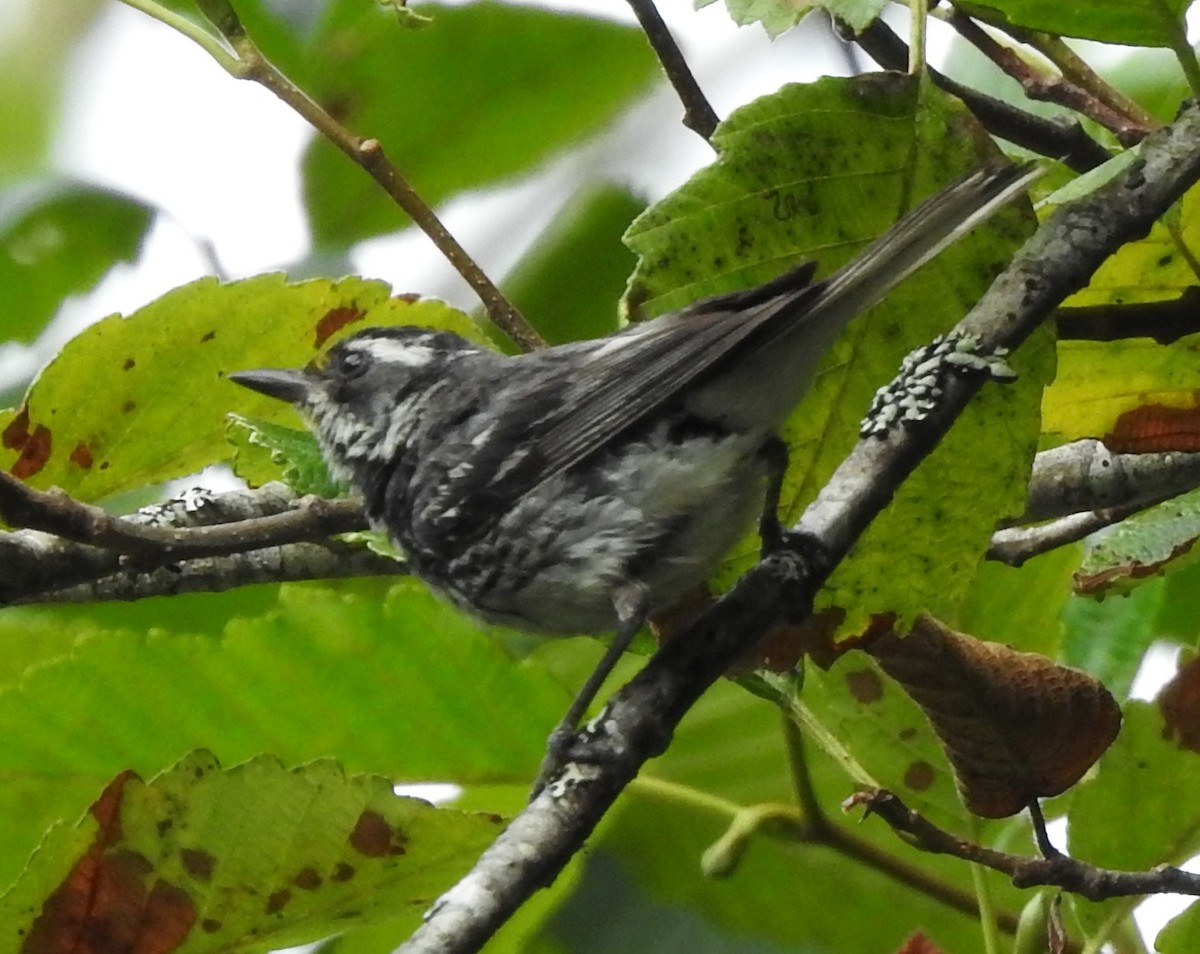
[942,11,1155,147]
[989,510,1130,566]
[775,719,1021,934]
[1167,22,1200,98]
[851,789,1200,901]
[908,0,927,75]
[122,0,543,351]
[17,542,401,605]
[0,471,366,558]
[1012,29,1160,132]
[0,482,397,605]
[1058,290,1200,344]
[624,0,718,140]
[850,19,1110,173]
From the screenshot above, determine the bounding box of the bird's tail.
[797,161,1041,334]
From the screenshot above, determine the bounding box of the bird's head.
[229,326,482,480]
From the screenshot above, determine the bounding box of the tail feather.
[801,161,1041,332]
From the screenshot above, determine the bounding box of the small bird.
[230,162,1036,771]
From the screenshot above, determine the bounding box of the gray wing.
[410,267,819,551]
[524,159,1038,487]
[525,262,821,479]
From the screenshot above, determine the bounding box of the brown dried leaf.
[1159,654,1200,752]
[866,615,1122,818]
[1106,403,1200,453]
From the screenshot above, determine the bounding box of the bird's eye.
[336,349,368,378]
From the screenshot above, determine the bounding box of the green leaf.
[1043,332,1200,445]
[1064,182,1200,310]
[1075,488,1200,594]
[1104,48,1193,123]
[1156,898,1200,953]
[0,180,153,344]
[0,274,479,501]
[0,579,568,892]
[0,750,505,951]
[1061,581,1167,701]
[501,184,644,345]
[799,653,969,831]
[299,1,658,248]
[1063,553,1200,703]
[959,545,1081,658]
[1067,702,1200,939]
[227,413,340,497]
[627,75,1046,636]
[955,0,1192,47]
[0,0,103,178]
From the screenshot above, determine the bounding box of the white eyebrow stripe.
[357,339,436,367]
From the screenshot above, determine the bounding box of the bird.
[229,161,1037,776]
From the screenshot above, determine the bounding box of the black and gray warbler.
[230,162,1037,770]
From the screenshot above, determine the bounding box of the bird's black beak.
[228,368,312,406]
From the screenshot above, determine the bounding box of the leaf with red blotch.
[0,274,480,503]
[1073,488,1200,596]
[1044,331,1200,448]
[1,751,504,952]
[867,615,1122,818]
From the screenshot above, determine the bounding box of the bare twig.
[851,789,1200,901]
[772,720,1023,934]
[985,439,1200,565]
[20,542,401,605]
[1016,440,1200,525]
[625,0,718,140]
[0,471,365,558]
[0,481,389,605]
[124,0,542,351]
[908,0,927,75]
[398,92,1200,954]
[1010,28,1160,132]
[943,11,1155,147]
[851,19,1111,173]
[1058,290,1200,344]
[989,509,1134,565]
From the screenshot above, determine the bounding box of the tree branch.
[17,541,400,605]
[0,472,365,558]
[625,0,718,140]
[122,0,542,351]
[0,482,389,605]
[1057,290,1200,344]
[989,508,1141,566]
[1018,441,1200,525]
[850,19,1111,173]
[397,93,1200,954]
[851,789,1200,901]
[1009,28,1160,132]
[941,11,1156,147]
[982,440,1200,564]
[986,440,1200,564]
